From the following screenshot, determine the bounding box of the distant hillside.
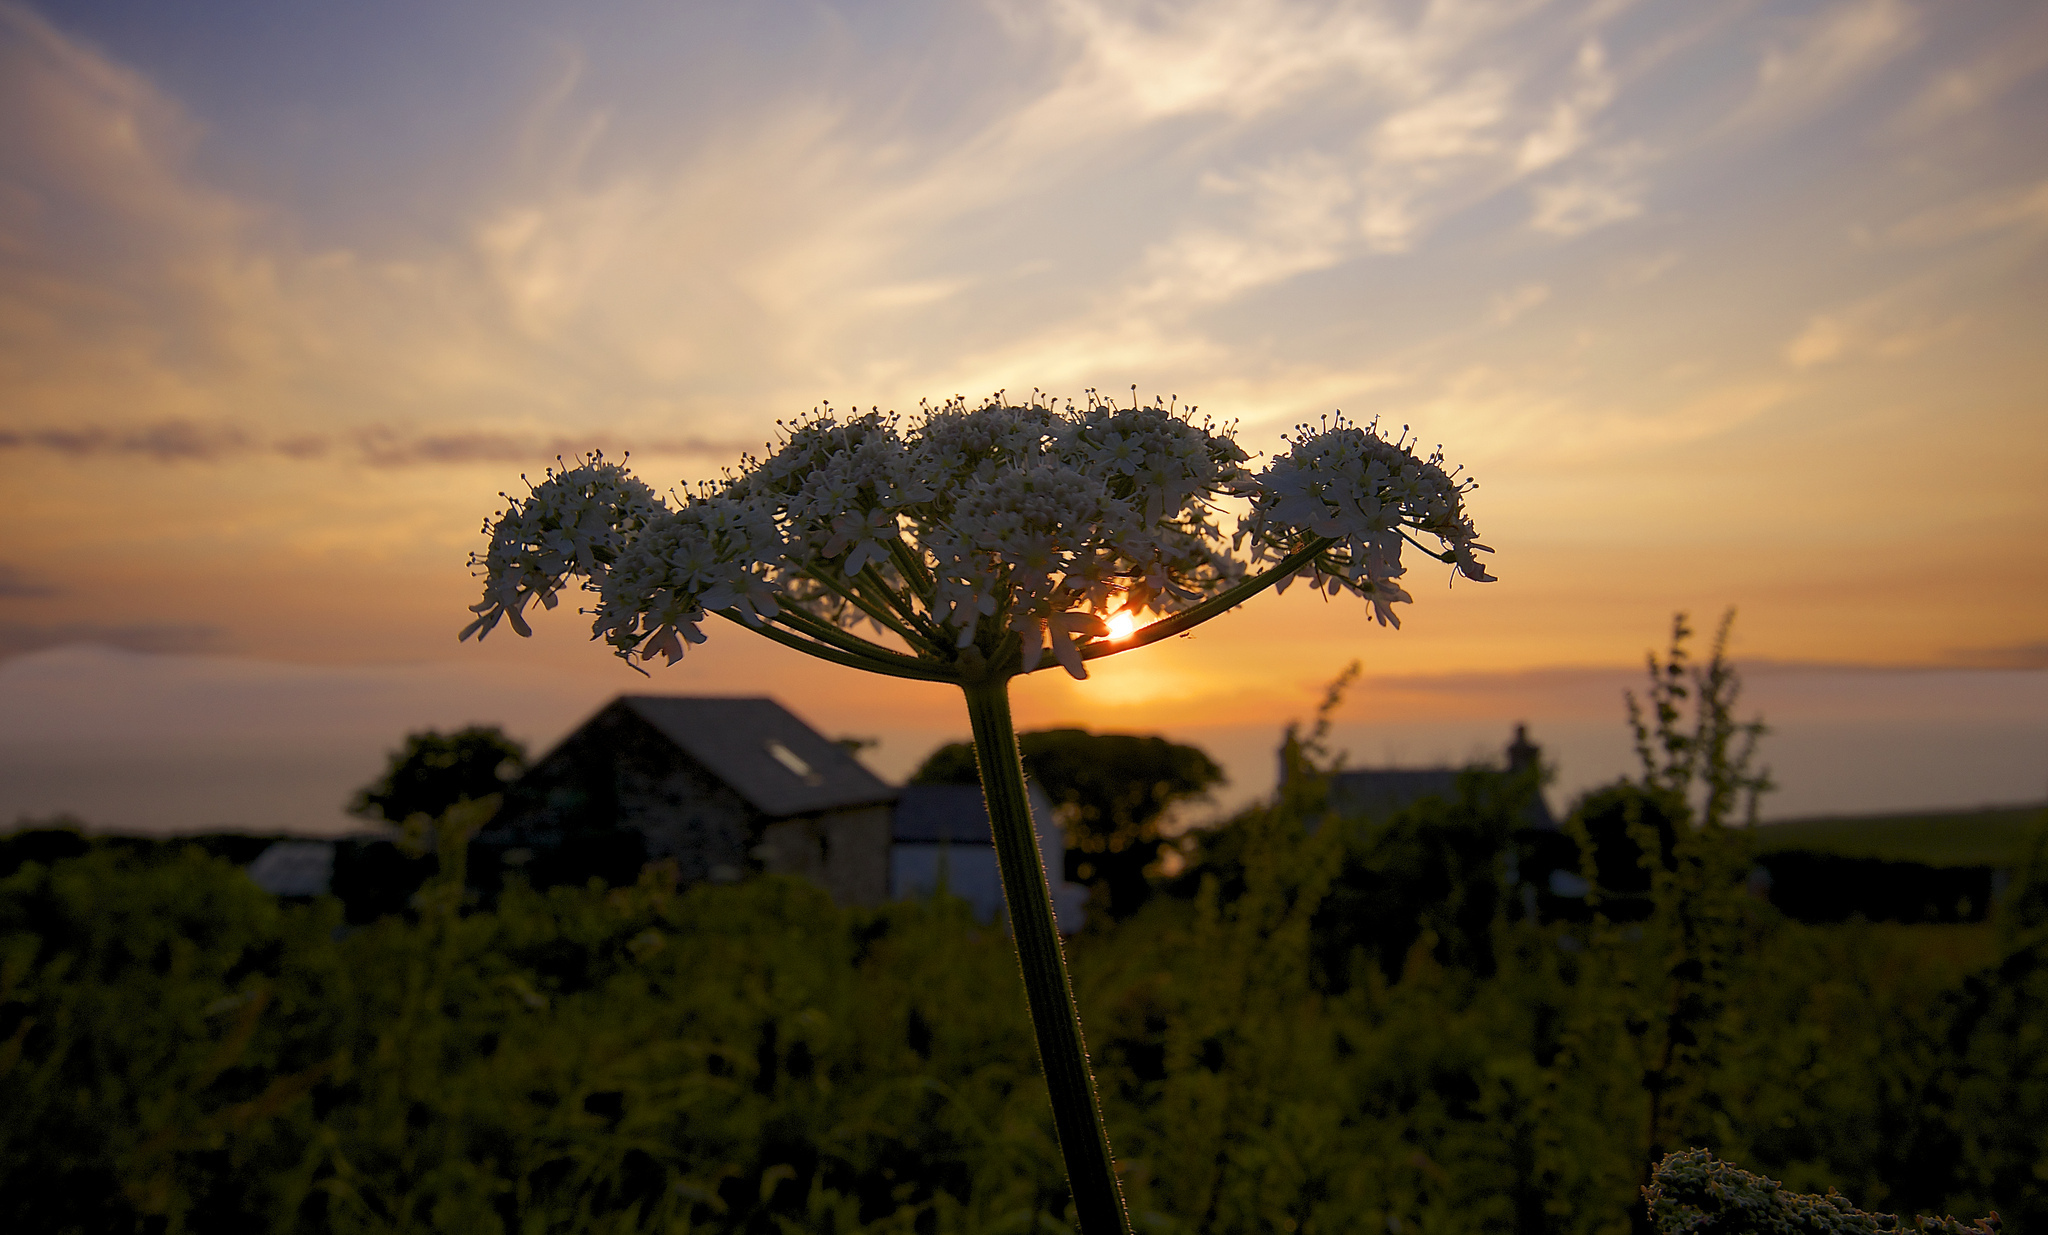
[1751,804,2047,868]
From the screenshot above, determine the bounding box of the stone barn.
[475,696,898,904]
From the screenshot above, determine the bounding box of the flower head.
[465,394,1490,679]
[1238,416,1492,627]
[461,454,664,642]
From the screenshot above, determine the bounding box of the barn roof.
[1326,767,1558,830]
[615,696,898,819]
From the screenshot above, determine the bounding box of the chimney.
[1506,723,1540,775]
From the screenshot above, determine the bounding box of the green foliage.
[1934,827,2048,1233]
[1189,762,1537,989]
[1333,768,1530,980]
[3,810,2042,1232]
[913,727,1225,921]
[0,835,1080,1233]
[1568,782,1684,913]
[1549,612,1771,1221]
[0,842,350,1232]
[4,619,2044,1233]
[350,726,528,826]
[1186,658,1541,988]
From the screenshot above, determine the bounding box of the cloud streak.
[1740,0,1919,129]
[1782,293,1965,369]
[1881,179,2048,247]
[0,421,755,467]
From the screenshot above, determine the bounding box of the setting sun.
[1106,610,1138,642]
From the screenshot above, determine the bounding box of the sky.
[1,0,2044,834]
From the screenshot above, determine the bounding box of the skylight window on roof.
[765,738,822,784]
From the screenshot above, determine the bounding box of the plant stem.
[727,611,957,683]
[961,679,1132,1235]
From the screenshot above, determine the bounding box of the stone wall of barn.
[477,700,893,903]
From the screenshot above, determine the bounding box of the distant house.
[477,696,898,904]
[894,781,1087,932]
[246,840,338,897]
[473,695,1086,930]
[1309,724,1558,830]
[236,832,447,923]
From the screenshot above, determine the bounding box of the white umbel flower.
[461,454,664,642]
[464,395,1491,679]
[1238,416,1492,628]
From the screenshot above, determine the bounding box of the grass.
[1749,804,2048,868]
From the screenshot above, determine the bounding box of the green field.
[1750,803,2048,867]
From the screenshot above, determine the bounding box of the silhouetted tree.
[349,726,527,824]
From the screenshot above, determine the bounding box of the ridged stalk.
[962,679,1132,1235]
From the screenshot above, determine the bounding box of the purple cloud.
[0,421,754,467]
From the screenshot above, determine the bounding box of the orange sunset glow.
[1,0,2044,833]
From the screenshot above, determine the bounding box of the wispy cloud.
[351,428,758,467]
[1890,8,2048,133]
[1133,154,1359,304]
[1371,71,1511,163]
[1516,40,1616,172]
[1030,0,1440,124]
[0,422,252,463]
[1783,294,1966,369]
[1373,368,1792,466]
[1098,16,1644,290]
[1527,144,1648,237]
[1489,283,1551,325]
[1739,0,1919,129]
[0,420,755,466]
[1607,249,1681,288]
[0,4,850,446]
[1881,179,2048,247]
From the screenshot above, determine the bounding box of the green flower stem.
[726,611,958,684]
[886,535,938,594]
[770,602,921,663]
[856,563,953,650]
[795,558,936,651]
[962,678,1132,1235]
[766,601,936,668]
